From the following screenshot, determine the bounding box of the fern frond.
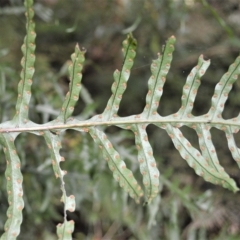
[207,56,240,120]
[195,124,223,171]
[102,33,137,120]
[225,127,240,168]
[165,125,238,192]
[176,55,210,119]
[14,0,36,125]
[132,124,160,202]
[0,133,23,240]
[56,221,75,240]
[58,44,86,123]
[143,36,175,118]
[2,0,240,237]
[89,127,144,203]
[43,131,75,238]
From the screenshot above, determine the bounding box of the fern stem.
[0,118,239,133]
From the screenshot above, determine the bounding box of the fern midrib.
[2,117,239,133]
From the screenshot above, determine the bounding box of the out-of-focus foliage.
[1,0,240,239]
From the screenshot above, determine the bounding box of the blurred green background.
[1,0,240,239]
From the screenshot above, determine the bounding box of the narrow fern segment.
[0,133,24,240]
[207,55,240,120]
[225,126,240,168]
[58,44,86,123]
[195,124,224,172]
[177,55,210,118]
[102,34,137,120]
[165,125,239,192]
[14,0,36,124]
[143,36,175,118]
[56,221,75,240]
[132,124,160,202]
[89,127,143,203]
[44,131,75,239]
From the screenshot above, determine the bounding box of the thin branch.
[0,117,239,133]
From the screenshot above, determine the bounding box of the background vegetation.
[0,0,240,239]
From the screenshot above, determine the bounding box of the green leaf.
[225,126,240,168]
[2,5,240,238]
[165,124,239,192]
[176,55,210,118]
[194,124,223,172]
[13,0,36,125]
[132,124,160,202]
[56,220,75,240]
[89,127,144,203]
[0,133,24,240]
[207,55,240,120]
[102,33,137,120]
[58,44,86,123]
[143,36,175,118]
[44,131,76,238]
